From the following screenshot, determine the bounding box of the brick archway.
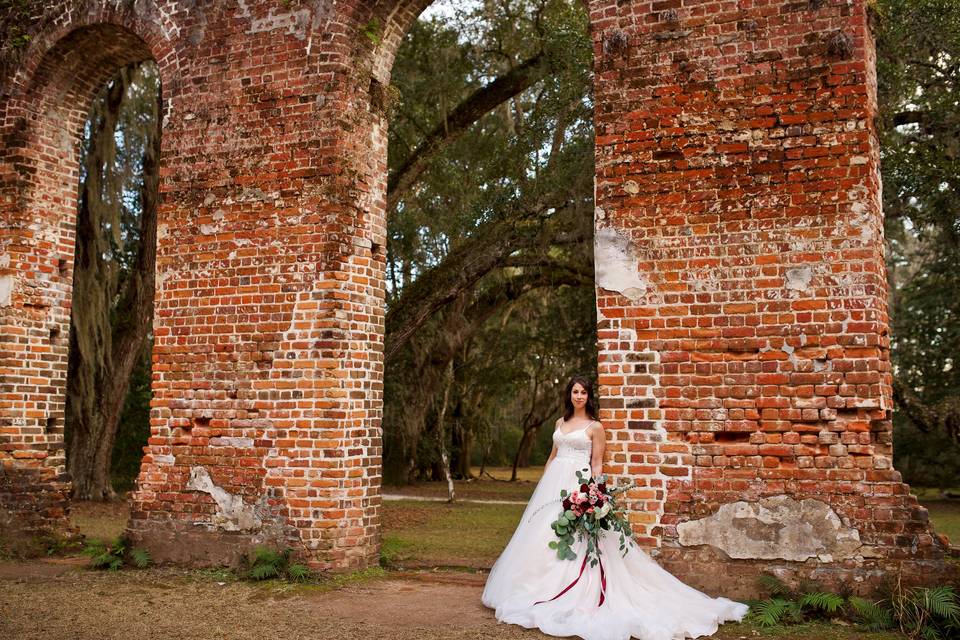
[0,10,172,540]
[0,1,951,594]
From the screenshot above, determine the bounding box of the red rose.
[598,482,607,493]
[562,498,572,510]
[580,483,589,493]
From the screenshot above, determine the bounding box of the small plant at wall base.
[82,536,151,571]
[240,546,311,582]
[747,574,845,627]
[748,574,960,639]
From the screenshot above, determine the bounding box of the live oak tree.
[382,0,597,484]
[66,62,160,500]
[876,0,960,486]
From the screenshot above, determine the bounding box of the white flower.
[596,502,612,518]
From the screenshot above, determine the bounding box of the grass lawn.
[381,499,525,569]
[383,466,539,502]
[911,487,960,545]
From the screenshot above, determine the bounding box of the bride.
[481,374,749,640]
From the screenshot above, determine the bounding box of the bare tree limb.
[388,52,552,211]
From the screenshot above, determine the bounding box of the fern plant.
[848,596,895,631]
[82,536,151,571]
[243,546,312,583]
[748,574,847,627]
[890,584,960,640]
[753,571,960,639]
[748,598,804,627]
[798,591,846,615]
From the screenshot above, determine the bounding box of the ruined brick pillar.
[123,1,387,568]
[1,1,386,568]
[590,0,951,595]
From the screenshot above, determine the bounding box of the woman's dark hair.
[562,374,600,422]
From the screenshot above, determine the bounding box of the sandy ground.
[0,559,551,640]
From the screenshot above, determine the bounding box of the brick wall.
[589,0,951,594]
[0,0,951,592]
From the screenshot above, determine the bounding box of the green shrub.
[241,546,312,583]
[82,536,151,570]
[750,573,960,639]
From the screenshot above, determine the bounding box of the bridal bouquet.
[548,469,636,567]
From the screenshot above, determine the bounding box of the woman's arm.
[589,421,605,478]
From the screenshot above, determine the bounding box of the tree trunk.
[451,417,473,480]
[516,426,537,467]
[511,365,557,481]
[66,65,160,501]
[511,428,533,481]
[436,360,456,502]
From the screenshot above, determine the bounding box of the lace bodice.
[552,423,593,464]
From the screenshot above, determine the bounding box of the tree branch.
[384,192,583,363]
[388,52,551,211]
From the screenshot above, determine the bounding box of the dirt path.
[1,558,906,640]
[0,559,548,640]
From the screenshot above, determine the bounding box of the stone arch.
[0,10,173,537]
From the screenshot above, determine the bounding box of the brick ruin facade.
[0,0,952,595]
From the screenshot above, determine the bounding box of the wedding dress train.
[481,423,749,640]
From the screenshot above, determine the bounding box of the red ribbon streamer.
[598,550,606,606]
[534,548,607,608]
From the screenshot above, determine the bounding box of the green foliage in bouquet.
[548,468,636,567]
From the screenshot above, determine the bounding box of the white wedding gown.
[481,424,749,640]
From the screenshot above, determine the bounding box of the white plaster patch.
[210,437,254,448]
[785,266,813,291]
[677,495,862,561]
[186,466,262,531]
[0,275,13,307]
[236,0,314,40]
[594,227,651,302]
[153,454,175,465]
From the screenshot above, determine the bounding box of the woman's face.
[570,383,588,409]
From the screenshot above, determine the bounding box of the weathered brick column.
[1,1,387,567]
[590,0,951,595]
[123,1,386,568]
